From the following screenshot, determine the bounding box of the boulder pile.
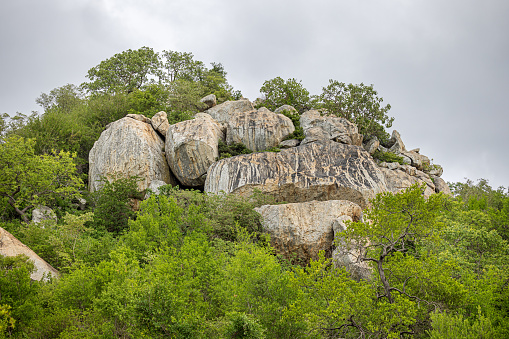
[88,95,451,274]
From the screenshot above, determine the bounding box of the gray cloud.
[1,0,508,187]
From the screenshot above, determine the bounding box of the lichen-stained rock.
[32,206,57,224]
[204,99,254,124]
[388,130,406,154]
[200,94,217,110]
[255,200,362,264]
[205,141,387,208]
[166,113,225,186]
[379,167,435,197]
[150,111,170,138]
[300,110,363,146]
[89,117,177,193]
[226,107,295,151]
[0,227,59,281]
[400,150,430,171]
[363,136,380,155]
[431,175,452,195]
[332,215,372,280]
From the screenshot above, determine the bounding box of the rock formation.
[89,116,177,193]
[255,200,362,264]
[0,227,59,281]
[226,107,295,151]
[300,110,363,146]
[205,140,387,208]
[204,99,254,124]
[165,113,225,186]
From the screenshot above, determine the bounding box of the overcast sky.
[1,0,508,188]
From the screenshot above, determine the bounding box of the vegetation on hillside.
[0,48,508,338]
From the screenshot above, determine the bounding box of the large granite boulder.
[300,110,363,146]
[204,99,255,124]
[0,227,59,281]
[226,107,295,151]
[205,141,387,208]
[89,117,177,193]
[165,113,225,186]
[255,200,362,264]
[379,167,435,197]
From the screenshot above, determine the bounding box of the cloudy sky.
[1,0,508,188]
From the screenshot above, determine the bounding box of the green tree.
[91,176,142,235]
[83,46,160,94]
[0,136,83,222]
[257,77,312,113]
[36,84,84,114]
[319,80,394,141]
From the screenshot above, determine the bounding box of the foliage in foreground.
[1,182,508,338]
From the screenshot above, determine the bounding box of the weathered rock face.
[150,111,170,138]
[379,167,435,197]
[388,130,406,154]
[204,99,254,124]
[200,94,217,110]
[431,175,452,195]
[205,141,387,208]
[400,150,430,171]
[0,227,59,281]
[255,200,362,264]
[226,107,295,151]
[32,206,57,224]
[332,215,372,280]
[126,113,151,124]
[300,110,363,146]
[144,179,168,199]
[363,136,380,155]
[89,117,177,193]
[165,113,225,186]
[280,139,300,148]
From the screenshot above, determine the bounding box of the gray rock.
[363,136,380,155]
[150,111,170,138]
[401,150,430,171]
[32,206,57,224]
[200,94,217,110]
[431,175,452,195]
[126,113,151,124]
[279,139,301,148]
[427,164,444,177]
[332,215,372,281]
[89,117,177,193]
[204,99,255,124]
[0,226,59,281]
[300,110,363,146]
[226,107,295,151]
[379,167,435,197]
[388,130,406,154]
[255,200,362,264]
[205,140,387,209]
[144,179,168,199]
[165,113,225,186]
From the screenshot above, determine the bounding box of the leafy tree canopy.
[257,77,312,113]
[319,80,394,141]
[0,135,82,222]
